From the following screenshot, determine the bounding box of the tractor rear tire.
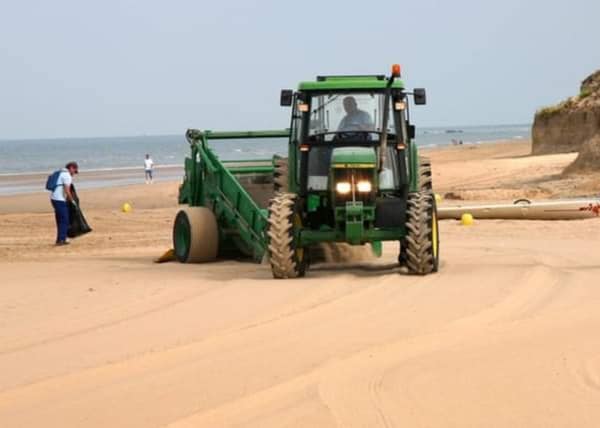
[404,192,439,275]
[266,193,307,278]
[419,156,433,192]
[173,207,219,263]
[273,156,289,193]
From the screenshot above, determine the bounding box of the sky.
[1,0,599,139]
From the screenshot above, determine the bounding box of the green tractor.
[173,65,439,278]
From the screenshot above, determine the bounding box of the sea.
[0,124,530,176]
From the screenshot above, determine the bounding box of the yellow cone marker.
[461,213,474,226]
[122,202,132,213]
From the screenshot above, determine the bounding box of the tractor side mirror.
[413,88,427,105]
[413,88,427,106]
[280,89,293,107]
[408,124,416,139]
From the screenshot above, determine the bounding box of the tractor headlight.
[336,182,351,194]
[356,180,372,193]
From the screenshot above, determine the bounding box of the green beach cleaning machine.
[172,65,439,278]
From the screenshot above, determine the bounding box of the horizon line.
[0,122,532,142]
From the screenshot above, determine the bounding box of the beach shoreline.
[3,138,599,213]
[0,136,530,196]
[0,165,184,196]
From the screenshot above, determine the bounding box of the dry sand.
[1,140,600,427]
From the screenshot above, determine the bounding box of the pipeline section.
[438,199,600,220]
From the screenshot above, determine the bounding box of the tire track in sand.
[163,265,565,427]
[315,265,566,427]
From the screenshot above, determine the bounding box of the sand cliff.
[532,70,600,156]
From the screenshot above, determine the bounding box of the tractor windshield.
[308,92,395,138]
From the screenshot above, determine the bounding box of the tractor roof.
[298,75,404,91]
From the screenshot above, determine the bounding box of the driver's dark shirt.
[337,109,374,132]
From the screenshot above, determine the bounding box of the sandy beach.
[1,140,600,427]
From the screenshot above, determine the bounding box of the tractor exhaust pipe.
[378,64,401,173]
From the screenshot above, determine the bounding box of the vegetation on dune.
[536,98,574,118]
[579,88,592,99]
[535,69,600,119]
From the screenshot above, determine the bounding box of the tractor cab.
[303,89,403,193]
[279,67,427,233]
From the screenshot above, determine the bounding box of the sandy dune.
[1,141,599,427]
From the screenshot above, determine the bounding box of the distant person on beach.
[48,161,78,246]
[144,154,154,184]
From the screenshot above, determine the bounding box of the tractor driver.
[337,96,374,132]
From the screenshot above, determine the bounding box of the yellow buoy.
[461,213,474,226]
[434,193,442,204]
[122,202,132,213]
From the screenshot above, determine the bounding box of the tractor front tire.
[173,207,219,263]
[266,193,307,279]
[404,192,439,275]
[400,157,434,266]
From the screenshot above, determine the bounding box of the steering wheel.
[335,125,373,141]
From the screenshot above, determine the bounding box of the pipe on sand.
[438,199,600,220]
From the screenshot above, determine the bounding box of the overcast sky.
[1,0,599,139]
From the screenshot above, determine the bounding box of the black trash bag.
[67,184,92,238]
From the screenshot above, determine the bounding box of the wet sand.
[0,165,184,196]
